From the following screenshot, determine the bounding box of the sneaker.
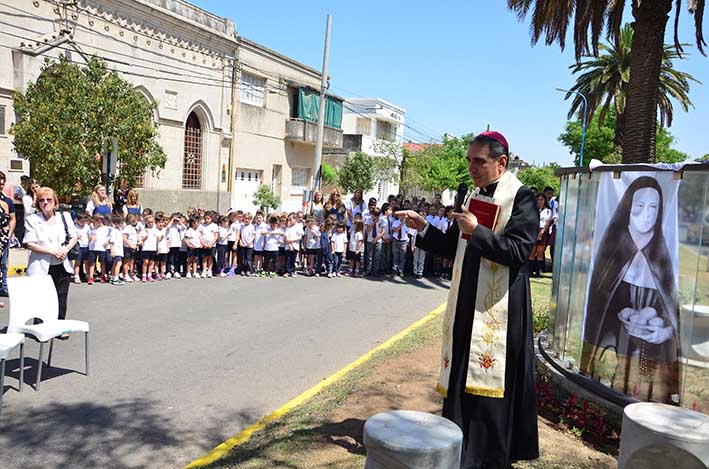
[336,272,341,277]
[111,278,124,286]
[132,275,140,282]
[327,273,333,278]
[173,272,181,279]
[73,275,81,284]
[124,275,134,283]
[226,268,235,277]
[185,272,192,279]
[141,275,147,282]
[87,277,94,285]
[165,272,172,279]
[100,275,107,284]
[219,272,227,278]
[269,272,277,278]
[206,271,213,278]
[148,276,154,282]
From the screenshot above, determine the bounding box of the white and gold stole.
[436,170,523,399]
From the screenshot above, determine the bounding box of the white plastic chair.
[0,333,25,417]
[7,276,89,390]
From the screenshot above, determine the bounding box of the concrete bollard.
[363,410,463,468]
[619,402,709,469]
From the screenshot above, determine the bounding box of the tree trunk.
[622,1,672,164]
[614,110,625,148]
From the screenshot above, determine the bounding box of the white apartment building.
[0,0,343,213]
[337,97,406,201]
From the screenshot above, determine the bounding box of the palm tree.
[565,23,700,150]
[507,0,706,163]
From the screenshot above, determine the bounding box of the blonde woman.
[85,185,112,217]
[23,187,78,321]
[324,190,346,223]
[122,189,143,218]
[309,190,325,225]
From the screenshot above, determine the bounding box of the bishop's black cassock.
[417,180,540,469]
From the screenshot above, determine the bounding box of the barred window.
[355,117,371,136]
[182,112,202,190]
[0,105,6,135]
[291,167,308,190]
[376,120,394,141]
[240,73,265,107]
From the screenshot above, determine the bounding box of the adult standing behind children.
[23,187,78,324]
[122,190,143,218]
[85,185,112,217]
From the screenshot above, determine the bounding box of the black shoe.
[0,290,7,297]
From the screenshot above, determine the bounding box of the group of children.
[71,199,459,285]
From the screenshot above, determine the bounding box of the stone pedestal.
[363,410,462,469]
[619,402,709,469]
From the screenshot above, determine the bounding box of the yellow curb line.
[183,301,447,469]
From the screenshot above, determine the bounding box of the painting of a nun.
[580,175,680,403]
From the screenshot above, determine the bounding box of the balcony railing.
[285,118,343,149]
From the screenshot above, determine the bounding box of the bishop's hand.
[396,210,427,231]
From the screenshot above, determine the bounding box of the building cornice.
[238,37,321,81]
[73,0,237,57]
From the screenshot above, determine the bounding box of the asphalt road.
[0,273,448,469]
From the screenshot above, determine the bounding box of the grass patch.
[202,309,444,469]
[531,276,553,334]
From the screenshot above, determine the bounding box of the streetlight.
[556,88,588,168]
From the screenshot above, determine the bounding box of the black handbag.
[60,211,80,261]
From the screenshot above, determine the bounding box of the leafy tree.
[565,23,699,149]
[371,140,403,185]
[338,152,375,193]
[400,134,474,194]
[252,184,281,213]
[321,162,337,186]
[517,165,560,194]
[559,105,691,165]
[12,56,166,197]
[508,0,706,164]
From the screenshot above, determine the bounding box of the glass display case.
[545,164,708,414]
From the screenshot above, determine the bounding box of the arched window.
[183,111,202,190]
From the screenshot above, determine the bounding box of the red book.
[462,197,500,240]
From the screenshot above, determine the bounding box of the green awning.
[297,87,342,129]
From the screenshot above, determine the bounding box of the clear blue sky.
[192,0,708,167]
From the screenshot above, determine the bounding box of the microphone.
[455,183,468,213]
[455,183,471,240]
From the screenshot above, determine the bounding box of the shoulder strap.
[60,211,70,245]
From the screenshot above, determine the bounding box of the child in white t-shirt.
[347,220,364,277]
[217,215,230,277]
[141,215,162,282]
[156,214,170,280]
[226,211,242,275]
[198,212,219,278]
[166,213,184,278]
[183,216,202,278]
[122,213,139,282]
[284,215,302,277]
[330,222,348,277]
[73,212,91,284]
[109,214,125,285]
[87,214,111,285]
[303,218,321,276]
[239,213,255,276]
[391,212,409,276]
[261,215,283,277]
[252,213,267,274]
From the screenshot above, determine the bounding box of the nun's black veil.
[581,176,678,373]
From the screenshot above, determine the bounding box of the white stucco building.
[330,97,406,202]
[0,0,343,213]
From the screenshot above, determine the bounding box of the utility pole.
[310,14,332,198]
